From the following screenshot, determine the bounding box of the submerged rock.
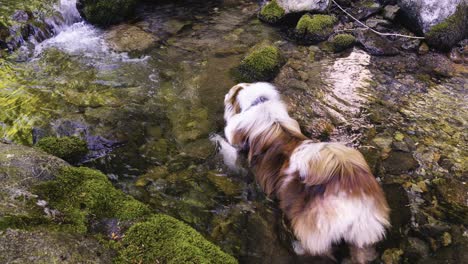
[382,151,419,174]
[105,24,157,52]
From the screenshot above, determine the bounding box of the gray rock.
[277,0,330,14]
[397,0,464,33]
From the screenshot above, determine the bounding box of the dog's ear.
[224,84,244,121]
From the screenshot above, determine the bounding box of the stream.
[1,0,467,263]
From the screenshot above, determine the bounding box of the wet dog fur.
[222,82,390,263]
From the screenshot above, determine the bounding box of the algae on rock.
[116,214,238,264]
[330,34,356,52]
[295,14,337,44]
[259,0,286,24]
[234,43,284,82]
[36,136,88,164]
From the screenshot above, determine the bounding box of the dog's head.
[224,82,281,122]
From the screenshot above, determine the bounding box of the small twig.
[331,0,425,39]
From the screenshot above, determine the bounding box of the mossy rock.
[36,136,88,164]
[0,229,112,263]
[76,0,138,27]
[34,166,151,233]
[330,34,356,52]
[116,214,238,264]
[258,0,285,24]
[425,4,468,51]
[233,44,284,82]
[295,14,337,44]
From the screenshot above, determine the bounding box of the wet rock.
[77,0,138,27]
[383,5,400,21]
[11,10,30,23]
[449,44,465,63]
[433,178,468,225]
[401,39,421,51]
[419,53,455,77]
[275,0,330,14]
[348,0,382,21]
[330,33,356,52]
[418,42,430,54]
[404,237,430,261]
[105,24,157,52]
[381,248,403,264]
[356,29,399,56]
[382,151,418,174]
[0,229,112,263]
[181,138,216,160]
[295,14,337,44]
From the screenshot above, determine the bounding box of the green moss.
[34,167,151,233]
[116,214,237,264]
[36,136,88,163]
[425,4,468,51]
[234,44,284,82]
[259,0,285,24]
[330,34,355,52]
[78,0,138,27]
[296,14,337,35]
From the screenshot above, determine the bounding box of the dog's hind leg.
[348,244,377,264]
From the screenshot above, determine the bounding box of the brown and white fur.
[222,82,390,263]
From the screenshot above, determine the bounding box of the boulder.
[397,0,468,50]
[105,24,157,52]
[77,0,138,27]
[233,43,284,82]
[276,0,330,14]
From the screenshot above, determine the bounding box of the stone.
[382,151,418,174]
[382,248,404,264]
[0,229,112,263]
[383,5,400,20]
[419,53,455,77]
[259,0,286,24]
[418,42,430,54]
[234,43,284,82]
[356,29,400,56]
[105,24,156,52]
[397,0,467,50]
[295,14,337,44]
[276,0,330,14]
[77,0,138,27]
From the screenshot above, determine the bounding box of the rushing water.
[1,0,467,263]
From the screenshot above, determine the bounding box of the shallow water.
[1,0,467,262]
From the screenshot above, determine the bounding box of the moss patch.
[36,136,88,163]
[234,44,284,82]
[259,0,285,24]
[330,34,356,52]
[295,14,337,44]
[34,166,151,233]
[77,0,138,27]
[425,4,468,51]
[116,214,237,264]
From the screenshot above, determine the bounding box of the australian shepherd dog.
[221,82,390,263]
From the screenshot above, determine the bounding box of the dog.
[222,82,390,263]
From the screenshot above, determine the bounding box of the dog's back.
[280,141,390,263]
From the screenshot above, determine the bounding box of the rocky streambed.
[0,0,467,263]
